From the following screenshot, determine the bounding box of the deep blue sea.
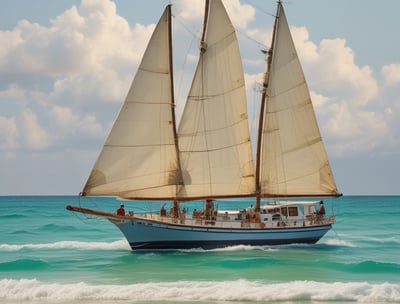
[0,195,399,304]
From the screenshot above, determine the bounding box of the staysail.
[177,0,256,199]
[81,6,182,199]
[257,2,339,197]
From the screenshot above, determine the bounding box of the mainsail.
[257,2,339,197]
[82,6,182,199]
[177,0,255,199]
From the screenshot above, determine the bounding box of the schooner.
[67,0,341,250]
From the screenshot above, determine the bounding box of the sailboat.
[67,0,341,250]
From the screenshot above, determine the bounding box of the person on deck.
[117,204,125,216]
[160,205,167,217]
[317,201,325,215]
[192,209,199,218]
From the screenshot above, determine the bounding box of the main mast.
[167,4,184,196]
[255,2,281,211]
[169,4,184,216]
[201,0,210,52]
[177,0,255,200]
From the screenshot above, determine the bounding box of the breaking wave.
[0,239,130,251]
[0,279,399,302]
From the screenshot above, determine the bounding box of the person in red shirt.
[117,204,125,216]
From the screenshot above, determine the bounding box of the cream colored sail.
[82,6,182,198]
[178,0,255,199]
[258,2,339,197]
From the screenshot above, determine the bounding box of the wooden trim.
[66,205,132,219]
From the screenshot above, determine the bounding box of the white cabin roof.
[261,201,321,210]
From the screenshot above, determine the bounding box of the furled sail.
[82,6,182,199]
[258,2,339,197]
[177,0,255,199]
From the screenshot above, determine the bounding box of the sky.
[1,0,399,196]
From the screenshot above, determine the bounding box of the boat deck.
[134,213,335,229]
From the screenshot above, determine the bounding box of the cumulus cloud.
[382,64,400,86]
[175,0,204,21]
[285,27,395,155]
[292,31,379,107]
[223,0,256,30]
[0,116,18,152]
[242,21,399,156]
[50,105,102,138]
[1,0,400,188]
[0,0,159,156]
[0,84,27,103]
[21,109,50,150]
[176,0,255,32]
[0,0,155,91]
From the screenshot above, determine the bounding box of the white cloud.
[0,116,18,152]
[0,0,153,91]
[21,109,50,150]
[290,27,319,63]
[175,0,204,22]
[0,84,27,102]
[176,0,255,30]
[382,64,400,86]
[0,28,23,62]
[50,105,102,137]
[286,27,395,156]
[310,91,329,110]
[51,106,78,128]
[326,101,388,141]
[223,0,255,30]
[294,35,379,107]
[0,0,159,156]
[241,23,395,157]
[1,0,400,194]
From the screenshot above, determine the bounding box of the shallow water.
[0,195,399,303]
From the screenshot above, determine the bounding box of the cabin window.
[288,207,298,216]
[268,208,279,214]
[272,214,281,221]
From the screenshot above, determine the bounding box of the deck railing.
[135,213,335,229]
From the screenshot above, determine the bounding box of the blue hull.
[110,218,332,250]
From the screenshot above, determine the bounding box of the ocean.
[0,195,399,304]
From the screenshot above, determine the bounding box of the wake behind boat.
[67,0,341,250]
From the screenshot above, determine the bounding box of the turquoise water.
[0,196,399,303]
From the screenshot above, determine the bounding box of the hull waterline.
[111,217,332,251]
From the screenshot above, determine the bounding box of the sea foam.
[1,279,399,302]
[180,244,281,253]
[0,239,130,251]
[321,238,357,247]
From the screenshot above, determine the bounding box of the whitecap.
[0,239,130,251]
[176,244,280,253]
[320,238,357,247]
[1,279,399,302]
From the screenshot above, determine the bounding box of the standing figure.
[117,204,125,216]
